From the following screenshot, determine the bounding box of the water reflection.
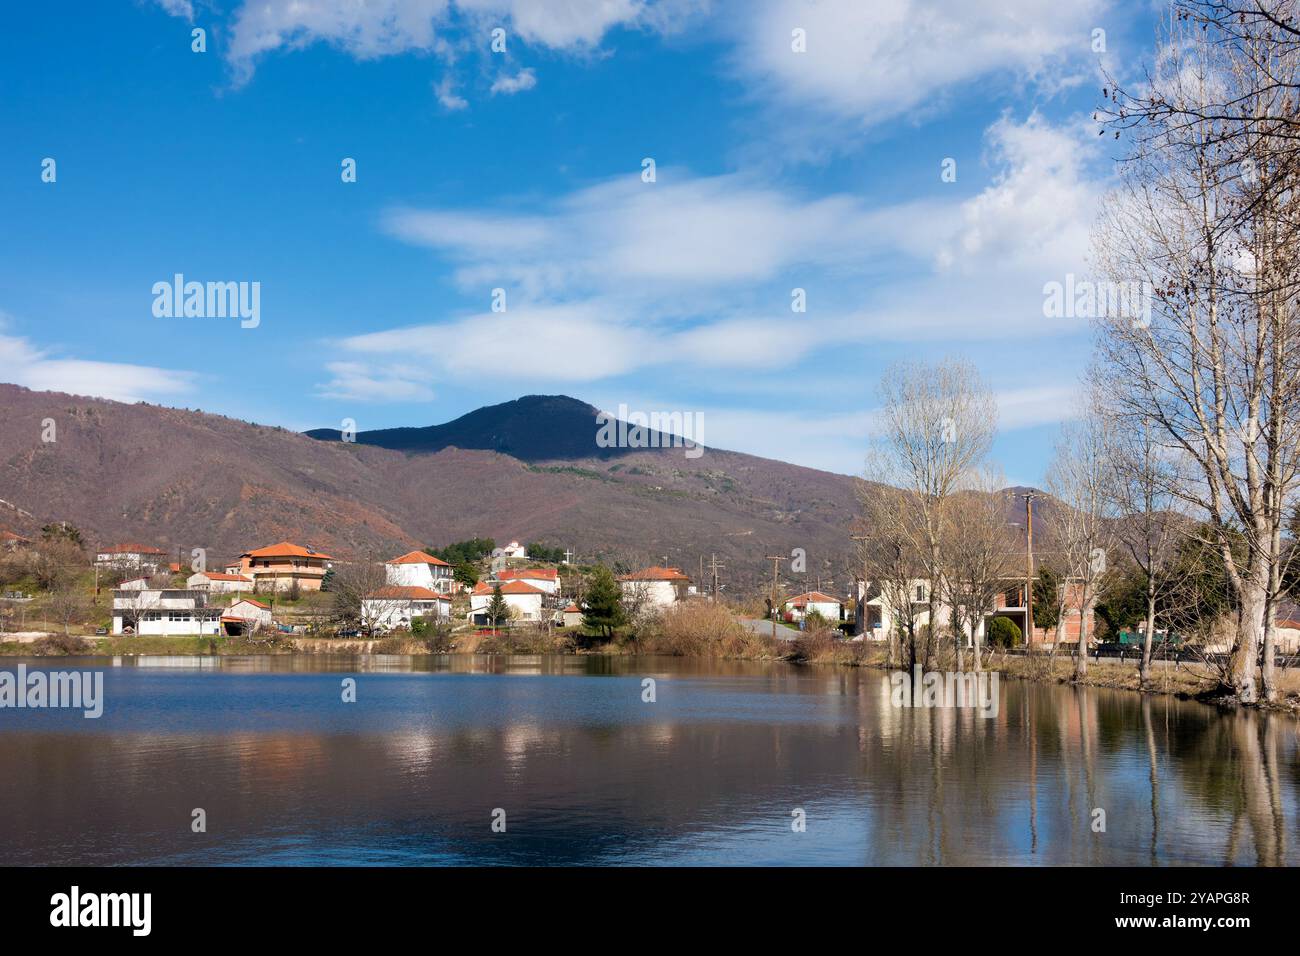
[0,655,1296,865]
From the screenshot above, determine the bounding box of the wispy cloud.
[0,318,195,404]
[489,67,536,94]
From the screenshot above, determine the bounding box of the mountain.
[0,387,867,591]
[306,394,656,461]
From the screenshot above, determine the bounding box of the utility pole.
[1022,492,1037,649]
[765,555,783,642]
[709,553,725,604]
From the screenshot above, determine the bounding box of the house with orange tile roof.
[95,542,167,572]
[222,597,273,635]
[228,541,332,592]
[362,585,451,631]
[384,550,454,592]
[619,566,691,611]
[489,567,561,595]
[469,579,549,624]
[782,591,843,623]
[187,569,256,594]
[561,602,584,628]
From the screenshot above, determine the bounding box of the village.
[0,526,1117,657]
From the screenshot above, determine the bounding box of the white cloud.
[381,171,887,301]
[596,385,1073,474]
[227,0,451,83]
[489,67,537,94]
[936,112,1102,274]
[334,304,659,382]
[152,0,194,18]
[327,113,1104,403]
[221,0,658,85]
[0,324,195,404]
[726,0,1110,128]
[458,0,647,48]
[434,75,469,109]
[316,361,436,402]
[380,112,1101,308]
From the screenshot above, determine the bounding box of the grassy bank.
[6,613,1298,715]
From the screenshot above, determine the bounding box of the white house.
[782,591,843,623]
[384,551,454,592]
[188,570,255,594]
[561,602,584,628]
[618,567,691,612]
[854,579,956,641]
[221,598,273,635]
[111,588,221,636]
[469,580,547,624]
[96,543,167,572]
[491,541,528,560]
[362,586,452,632]
[491,568,560,596]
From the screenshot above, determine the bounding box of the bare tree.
[1046,411,1117,680]
[1098,408,1187,684]
[46,581,90,636]
[854,488,927,669]
[863,358,997,671]
[941,469,1018,671]
[1093,14,1300,701]
[329,556,402,633]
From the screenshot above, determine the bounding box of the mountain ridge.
[0,384,871,590]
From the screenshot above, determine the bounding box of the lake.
[0,654,1295,865]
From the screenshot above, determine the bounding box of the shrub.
[987,616,1022,648]
[29,634,92,656]
[638,602,758,657]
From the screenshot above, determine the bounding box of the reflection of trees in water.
[3,666,1296,865]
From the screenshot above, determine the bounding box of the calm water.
[0,654,1296,866]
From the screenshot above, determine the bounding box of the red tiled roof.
[496,580,546,595]
[243,541,333,560]
[230,597,270,609]
[619,566,690,582]
[367,586,451,601]
[195,571,253,582]
[1,530,31,543]
[564,603,582,613]
[100,543,167,555]
[496,568,558,581]
[388,550,451,567]
[785,591,841,607]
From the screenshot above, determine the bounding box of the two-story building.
[469,580,548,624]
[228,541,332,592]
[362,586,451,631]
[490,568,560,596]
[96,543,167,573]
[384,551,454,593]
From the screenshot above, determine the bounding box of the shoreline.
[4,632,1299,715]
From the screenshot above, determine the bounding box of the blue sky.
[0,0,1152,481]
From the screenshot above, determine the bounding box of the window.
[169,611,191,622]
[915,585,925,602]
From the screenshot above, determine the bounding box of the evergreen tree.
[486,584,509,627]
[582,566,626,638]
